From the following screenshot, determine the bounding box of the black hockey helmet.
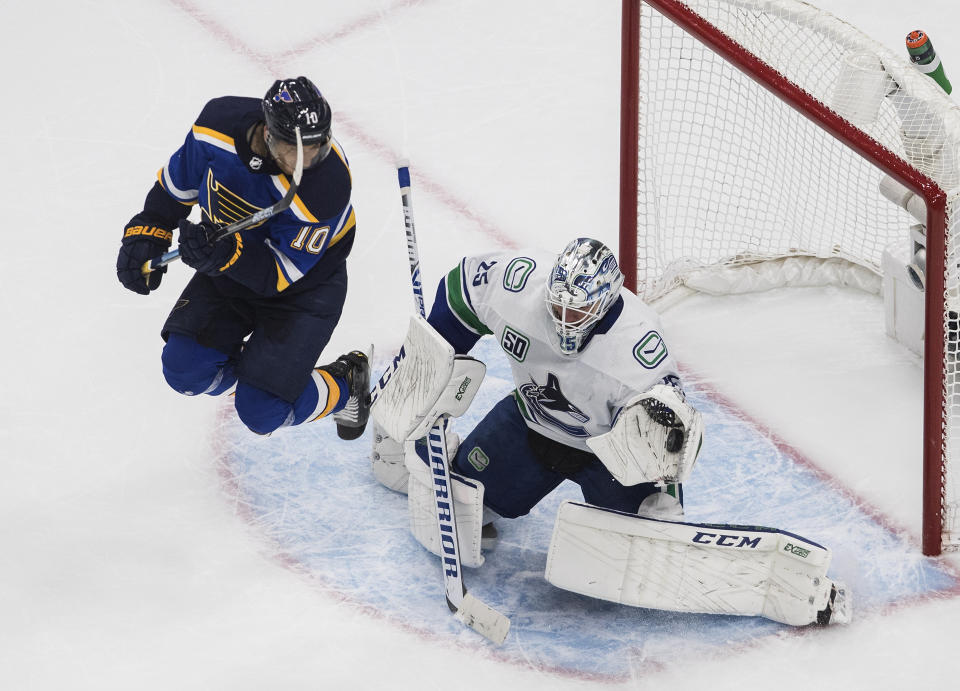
[262,76,332,145]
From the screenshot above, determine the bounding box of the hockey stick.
[140,126,304,275]
[394,160,510,645]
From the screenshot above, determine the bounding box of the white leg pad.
[545,501,842,626]
[371,316,485,441]
[406,449,484,568]
[371,421,410,493]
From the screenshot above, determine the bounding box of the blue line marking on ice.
[219,337,957,678]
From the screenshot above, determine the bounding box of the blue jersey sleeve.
[426,270,484,354]
[157,117,218,205]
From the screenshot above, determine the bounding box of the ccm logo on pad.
[692,532,762,549]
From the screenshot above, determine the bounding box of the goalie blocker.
[371,315,484,443]
[545,501,850,627]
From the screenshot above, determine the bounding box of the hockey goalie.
[371,237,850,627]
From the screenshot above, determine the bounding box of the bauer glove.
[116,219,174,295]
[177,219,240,276]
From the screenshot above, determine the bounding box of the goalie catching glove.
[587,383,703,485]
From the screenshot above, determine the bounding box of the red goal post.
[619,0,960,555]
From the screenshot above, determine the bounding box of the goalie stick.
[140,126,305,275]
[390,160,510,644]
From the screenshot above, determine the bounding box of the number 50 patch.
[633,331,668,368]
[501,325,530,362]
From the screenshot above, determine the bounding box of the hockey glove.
[116,220,174,295]
[177,219,240,276]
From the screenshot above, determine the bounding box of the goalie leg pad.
[371,421,410,493]
[372,421,461,494]
[545,501,845,626]
[406,446,484,568]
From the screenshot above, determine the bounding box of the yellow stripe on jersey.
[272,174,318,224]
[310,369,341,421]
[328,207,356,248]
[291,192,320,223]
[192,125,236,152]
[275,259,290,293]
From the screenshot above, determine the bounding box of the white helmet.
[545,238,624,356]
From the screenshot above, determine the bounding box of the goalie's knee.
[371,420,463,493]
[637,490,684,519]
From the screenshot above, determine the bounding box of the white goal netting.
[627,0,960,552]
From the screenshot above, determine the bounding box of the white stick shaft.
[396,163,464,602]
[390,162,510,643]
[397,163,426,318]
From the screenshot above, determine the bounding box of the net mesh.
[631,0,960,550]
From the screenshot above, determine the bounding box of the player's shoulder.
[193,96,260,138]
[461,246,553,292]
[587,290,675,374]
[292,137,352,221]
[617,288,665,324]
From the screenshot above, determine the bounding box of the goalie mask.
[545,238,625,356]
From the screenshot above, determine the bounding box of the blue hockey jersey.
[152,95,356,294]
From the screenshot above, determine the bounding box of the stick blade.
[454,591,510,645]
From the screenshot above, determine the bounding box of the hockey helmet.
[545,238,624,356]
[262,76,333,166]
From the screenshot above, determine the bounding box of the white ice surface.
[2,0,960,689]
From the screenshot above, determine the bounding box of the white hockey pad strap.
[545,501,839,626]
[370,315,485,441]
[586,384,703,485]
[405,448,485,568]
[371,421,410,494]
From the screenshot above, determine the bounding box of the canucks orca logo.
[518,372,590,437]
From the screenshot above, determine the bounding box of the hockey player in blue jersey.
[116,77,369,438]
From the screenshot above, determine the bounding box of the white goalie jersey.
[431,248,682,452]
